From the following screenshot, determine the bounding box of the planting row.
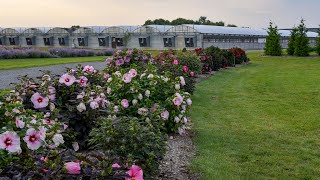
[0,47,249,179]
[0,47,115,59]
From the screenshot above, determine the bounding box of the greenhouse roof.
[146,25,174,32]
[183,24,268,36]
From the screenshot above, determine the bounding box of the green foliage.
[294,19,310,56]
[144,16,229,26]
[264,22,282,56]
[287,28,298,55]
[316,27,320,55]
[88,116,167,177]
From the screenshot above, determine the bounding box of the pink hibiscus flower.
[106,58,113,64]
[121,99,129,108]
[103,73,110,79]
[15,118,25,128]
[65,162,81,175]
[122,73,132,83]
[129,69,138,78]
[42,119,55,125]
[161,110,169,120]
[173,59,179,65]
[190,71,195,77]
[23,128,42,150]
[124,56,131,63]
[77,76,88,87]
[82,65,95,73]
[183,66,189,72]
[59,74,76,86]
[172,96,183,106]
[31,92,49,109]
[0,131,21,153]
[126,165,144,180]
[115,59,124,66]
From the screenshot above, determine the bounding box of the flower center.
[37,97,43,103]
[29,135,37,142]
[80,79,84,84]
[65,78,70,82]
[5,138,12,146]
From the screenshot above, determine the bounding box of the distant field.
[0,56,107,70]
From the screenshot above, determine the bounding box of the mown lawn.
[0,56,106,70]
[191,52,320,179]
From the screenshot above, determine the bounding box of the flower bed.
[0,47,114,59]
[0,49,194,179]
[0,47,249,179]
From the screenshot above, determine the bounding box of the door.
[111,37,117,48]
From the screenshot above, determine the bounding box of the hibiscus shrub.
[89,116,167,178]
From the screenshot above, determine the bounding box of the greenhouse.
[0,25,318,50]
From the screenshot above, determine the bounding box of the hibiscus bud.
[49,103,55,111]
[64,162,81,175]
[77,103,86,112]
[132,99,138,105]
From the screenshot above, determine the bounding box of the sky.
[0,0,319,29]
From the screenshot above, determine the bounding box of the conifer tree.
[264,22,282,56]
[287,28,298,55]
[315,26,320,55]
[294,19,310,56]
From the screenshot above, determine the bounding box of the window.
[0,38,2,45]
[98,38,106,46]
[78,38,85,46]
[116,38,123,46]
[43,38,51,46]
[185,38,194,47]
[163,38,173,47]
[58,38,65,46]
[139,38,147,47]
[9,38,16,45]
[26,38,33,45]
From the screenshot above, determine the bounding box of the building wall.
[1,31,315,50]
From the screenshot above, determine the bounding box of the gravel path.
[0,62,106,89]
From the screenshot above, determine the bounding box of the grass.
[0,89,9,96]
[190,52,320,179]
[0,56,107,70]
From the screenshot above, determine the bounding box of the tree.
[315,26,320,55]
[264,22,282,56]
[287,27,298,55]
[198,16,207,24]
[143,16,229,26]
[294,19,310,56]
[227,24,237,27]
[171,18,195,25]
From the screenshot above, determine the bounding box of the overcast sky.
[0,0,319,29]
